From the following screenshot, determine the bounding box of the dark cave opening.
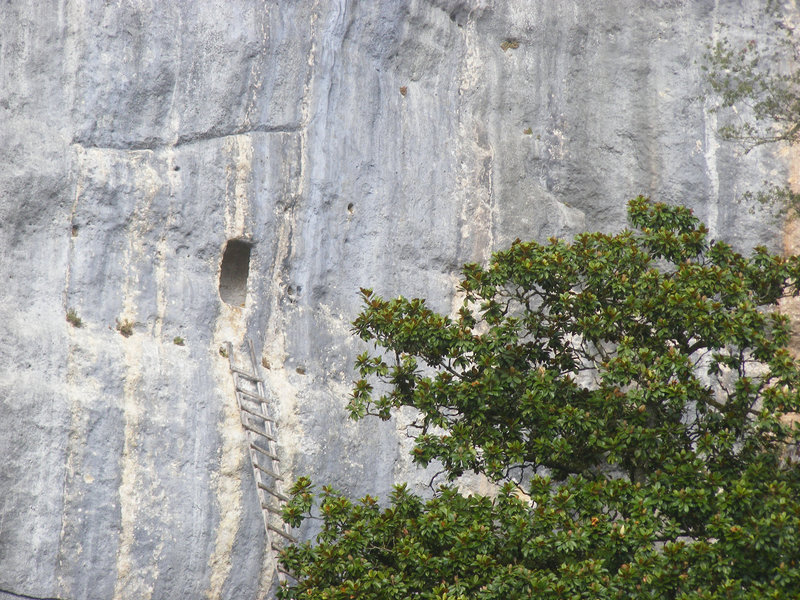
[219,239,251,306]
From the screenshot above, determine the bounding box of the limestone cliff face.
[0,1,789,599]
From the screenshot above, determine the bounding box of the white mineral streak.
[114,157,166,600]
[153,148,179,339]
[204,138,254,600]
[456,16,495,265]
[224,136,253,242]
[203,349,245,600]
[702,0,721,241]
[57,327,103,596]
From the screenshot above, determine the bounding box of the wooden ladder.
[226,340,295,586]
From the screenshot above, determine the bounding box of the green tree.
[280,198,800,599]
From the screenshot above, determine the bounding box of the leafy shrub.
[279,199,800,599]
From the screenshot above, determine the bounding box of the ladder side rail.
[247,341,286,485]
[246,340,294,583]
[228,342,281,577]
[247,341,293,545]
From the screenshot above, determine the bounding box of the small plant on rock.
[66,309,82,328]
[116,319,134,337]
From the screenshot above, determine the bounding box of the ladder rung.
[243,422,277,442]
[236,386,268,402]
[257,481,290,502]
[231,366,262,381]
[250,444,280,461]
[268,523,297,542]
[242,413,278,442]
[254,462,283,480]
[239,403,274,422]
[261,501,284,514]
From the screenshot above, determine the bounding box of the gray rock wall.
[0,1,790,598]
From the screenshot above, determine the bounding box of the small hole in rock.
[219,239,251,306]
[347,203,354,213]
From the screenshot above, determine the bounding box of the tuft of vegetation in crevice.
[66,309,82,328]
[116,319,134,337]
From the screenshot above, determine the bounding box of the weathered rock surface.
[0,1,790,598]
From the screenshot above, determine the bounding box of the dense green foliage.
[280,198,800,599]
